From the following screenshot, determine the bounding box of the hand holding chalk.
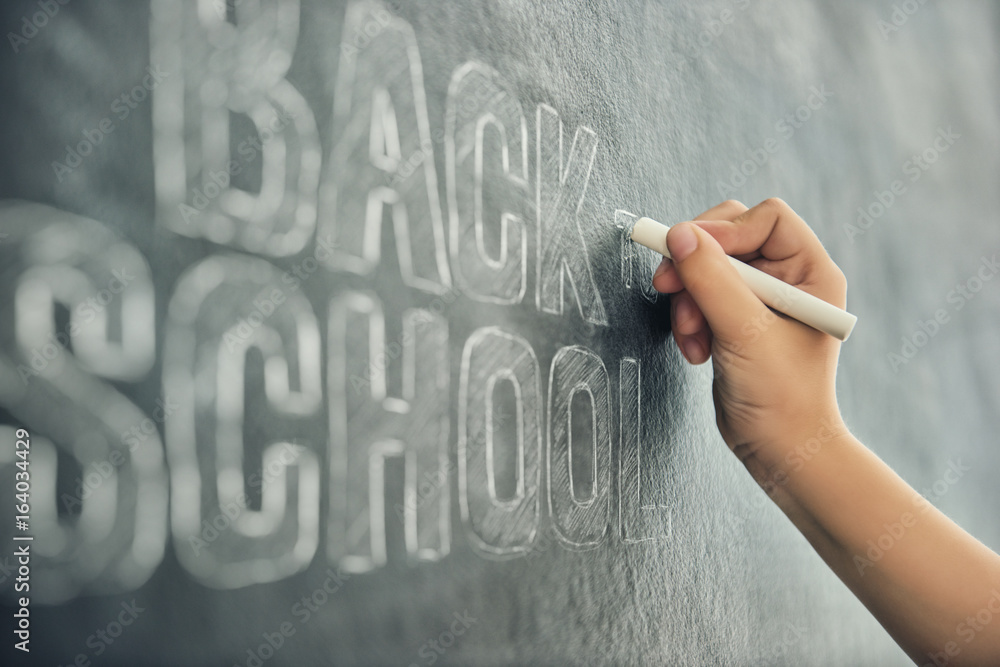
[641,198,852,496]
[632,217,857,341]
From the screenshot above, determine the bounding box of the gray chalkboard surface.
[1,1,998,665]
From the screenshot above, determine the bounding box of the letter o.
[212,513,230,531]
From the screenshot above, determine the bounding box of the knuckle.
[721,199,747,211]
[760,196,789,212]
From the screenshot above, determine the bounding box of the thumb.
[666,222,769,341]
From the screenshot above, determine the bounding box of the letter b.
[884,521,905,540]
[210,169,231,190]
[919,318,939,337]
[253,297,275,317]
[264,630,285,650]
[83,126,105,147]
[875,188,895,209]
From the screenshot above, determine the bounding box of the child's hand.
[652,198,849,488]
[655,199,1000,661]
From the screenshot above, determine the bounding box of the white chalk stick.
[631,217,857,341]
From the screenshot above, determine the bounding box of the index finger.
[689,198,827,264]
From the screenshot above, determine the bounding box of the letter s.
[0,201,166,604]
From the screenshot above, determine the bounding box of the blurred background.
[0,1,998,664]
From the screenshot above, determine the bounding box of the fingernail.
[653,256,672,279]
[667,223,697,262]
[682,338,703,364]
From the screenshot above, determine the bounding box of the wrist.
[756,411,854,493]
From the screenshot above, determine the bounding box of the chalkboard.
[1,1,998,665]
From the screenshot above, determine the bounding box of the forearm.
[767,431,1000,663]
